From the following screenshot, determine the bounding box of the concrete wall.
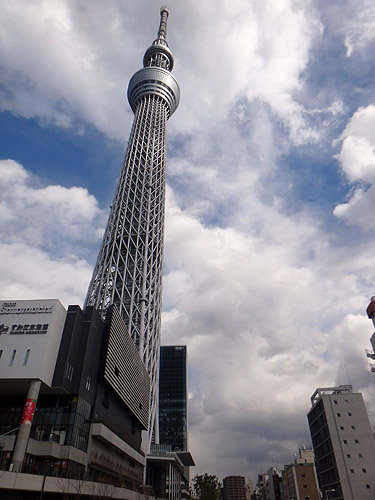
[0,470,153,499]
[0,299,66,386]
[323,392,375,500]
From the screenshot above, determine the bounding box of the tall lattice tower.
[85,6,180,447]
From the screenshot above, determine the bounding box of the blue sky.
[1,0,375,482]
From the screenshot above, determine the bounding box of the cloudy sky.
[1,0,375,482]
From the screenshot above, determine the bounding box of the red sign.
[21,398,37,424]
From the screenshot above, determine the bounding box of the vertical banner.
[21,398,37,424]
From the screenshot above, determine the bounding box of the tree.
[191,473,222,500]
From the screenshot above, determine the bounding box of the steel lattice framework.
[85,7,179,448]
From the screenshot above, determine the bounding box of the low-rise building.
[282,447,320,500]
[146,444,194,500]
[223,475,247,500]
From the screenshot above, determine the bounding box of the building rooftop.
[310,384,352,405]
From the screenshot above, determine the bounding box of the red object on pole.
[21,398,37,425]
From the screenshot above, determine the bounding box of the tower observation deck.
[85,7,180,447]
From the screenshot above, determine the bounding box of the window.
[348,412,352,416]
[85,375,91,391]
[344,399,349,404]
[346,454,351,459]
[351,425,355,430]
[0,349,3,359]
[303,485,307,488]
[340,426,344,430]
[359,454,363,458]
[301,474,306,477]
[362,468,367,473]
[337,413,341,417]
[355,439,359,444]
[366,485,370,489]
[343,440,348,444]
[23,349,30,366]
[334,400,338,404]
[350,469,354,473]
[10,350,16,366]
[65,363,74,381]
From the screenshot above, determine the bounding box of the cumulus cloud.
[0,159,105,254]
[334,106,375,230]
[0,159,105,306]
[334,186,375,231]
[171,0,333,145]
[0,242,91,307]
[0,0,134,138]
[335,105,375,184]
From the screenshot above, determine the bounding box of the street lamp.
[324,489,335,499]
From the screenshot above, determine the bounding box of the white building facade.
[308,385,375,499]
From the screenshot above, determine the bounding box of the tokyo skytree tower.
[85,7,180,445]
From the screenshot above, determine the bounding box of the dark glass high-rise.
[159,345,187,451]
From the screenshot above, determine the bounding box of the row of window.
[349,468,368,473]
[339,425,356,430]
[65,362,74,381]
[346,453,363,459]
[0,349,31,366]
[22,454,85,479]
[0,395,91,452]
[336,412,352,417]
[343,438,360,444]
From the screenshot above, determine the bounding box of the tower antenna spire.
[158,6,169,41]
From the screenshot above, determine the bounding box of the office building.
[308,385,375,499]
[223,476,247,500]
[282,447,320,500]
[145,345,193,500]
[159,346,188,452]
[85,5,180,447]
[0,300,148,497]
[146,442,194,500]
